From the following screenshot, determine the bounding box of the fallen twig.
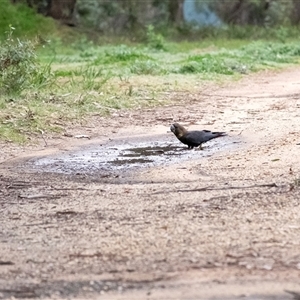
[201,92,300,100]
[152,183,278,195]
[0,261,14,265]
[237,129,244,136]
[18,193,68,199]
[39,129,47,147]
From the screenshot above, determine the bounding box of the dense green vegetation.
[0,0,56,38]
[1,1,300,143]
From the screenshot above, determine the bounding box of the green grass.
[0,0,56,39]
[43,40,300,77]
[2,1,300,143]
[2,31,300,143]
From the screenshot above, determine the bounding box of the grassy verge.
[0,0,56,38]
[1,27,300,142]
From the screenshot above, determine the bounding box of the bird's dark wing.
[184,130,225,145]
[182,131,205,146]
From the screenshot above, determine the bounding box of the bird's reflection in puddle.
[121,145,183,157]
[109,145,183,166]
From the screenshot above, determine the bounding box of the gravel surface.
[0,68,300,299]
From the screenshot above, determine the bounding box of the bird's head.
[170,123,187,138]
[170,123,177,133]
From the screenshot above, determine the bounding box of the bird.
[170,123,226,150]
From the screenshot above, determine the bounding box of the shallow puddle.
[25,134,240,176]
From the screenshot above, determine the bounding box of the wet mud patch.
[0,280,297,300]
[23,133,240,177]
[0,279,159,299]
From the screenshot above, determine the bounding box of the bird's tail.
[212,132,227,137]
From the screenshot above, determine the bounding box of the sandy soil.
[0,67,300,299]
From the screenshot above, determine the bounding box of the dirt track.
[1,68,300,299]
